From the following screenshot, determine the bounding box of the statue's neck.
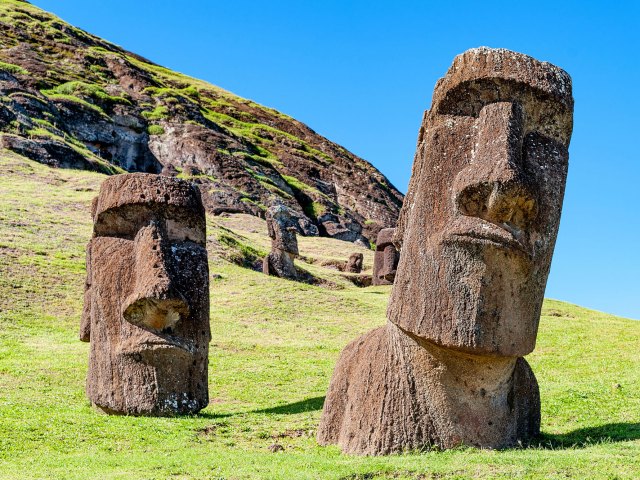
[414,332,518,389]
[392,322,518,379]
[388,321,522,446]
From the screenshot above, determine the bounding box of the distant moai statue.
[262,204,299,280]
[318,48,574,454]
[80,174,210,416]
[344,252,364,273]
[372,228,399,285]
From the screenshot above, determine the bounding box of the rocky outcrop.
[0,1,403,243]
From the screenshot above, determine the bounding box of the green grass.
[147,124,165,136]
[0,153,639,479]
[16,125,122,175]
[141,105,170,121]
[41,81,131,107]
[0,0,395,238]
[39,92,110,119]
[199,107,333,168]
[0,61,28,75]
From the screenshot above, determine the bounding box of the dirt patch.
[273,428,312,439]
[546,310,573,318]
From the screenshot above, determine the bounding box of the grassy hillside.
[0,0,403,243]
[0,152,639,479]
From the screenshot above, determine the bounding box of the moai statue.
[263,204,299,279]
[318,48,573,454]
[80,173,210,416]
[344,253,364,273]
[372,228,399,285]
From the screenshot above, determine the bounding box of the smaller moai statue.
[344,253,364,273]
[263,205,299,280]
[372,228,399,285]
[81,173,210,416]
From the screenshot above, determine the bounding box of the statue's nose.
[454,102,537,231]
[122,221,189,332]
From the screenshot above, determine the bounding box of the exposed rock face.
[344,253,364,273]
[318,48,573,454]
[0,1,403,243]
[262,204,299,280]
[81,173,210,416]
[372,228,399,286]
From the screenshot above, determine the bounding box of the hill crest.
[0,0,403,244]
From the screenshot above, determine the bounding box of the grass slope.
[0,153,639,479]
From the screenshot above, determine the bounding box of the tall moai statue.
[318,48,573,454]
[263,204,299,280]
[372,228,399,285]
[80,174,210,416]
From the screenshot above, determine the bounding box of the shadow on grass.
[196,396,325,419]
[194,411,235,419]
[535,423,640,449]
[253,396,325,415]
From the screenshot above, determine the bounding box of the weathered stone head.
[80,173,210,416]
[263,204,299,279]
[318,48,573,454]
[265,204,299,255]
[372,228,399,286]
[388,47,573,356]
[345,252,364,274]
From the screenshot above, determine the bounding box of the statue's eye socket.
[93,205,205,245]
[94,216,151,240]
[166,218,205,245]
[522,132,568,168]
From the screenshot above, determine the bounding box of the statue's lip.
[118,336,196,357]
[446,217,532,257]
[139,339,195,353]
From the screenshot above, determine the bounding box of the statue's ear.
[79,240,93,342]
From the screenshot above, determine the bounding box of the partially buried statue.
[372,228,399,286]
[318,48,573,454]
[344,252,364,274]
[263,204,299,280]
[80,174,210,416]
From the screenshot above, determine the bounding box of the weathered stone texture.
[318,47,573,454]
[344,253,364,273]
[319,323,540,455]
[81,173,210,416]
[372,228,399,286]
[262,204,299,280]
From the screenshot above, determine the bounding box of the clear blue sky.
[30,1,640,320]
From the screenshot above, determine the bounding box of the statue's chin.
[415,241,540,357]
